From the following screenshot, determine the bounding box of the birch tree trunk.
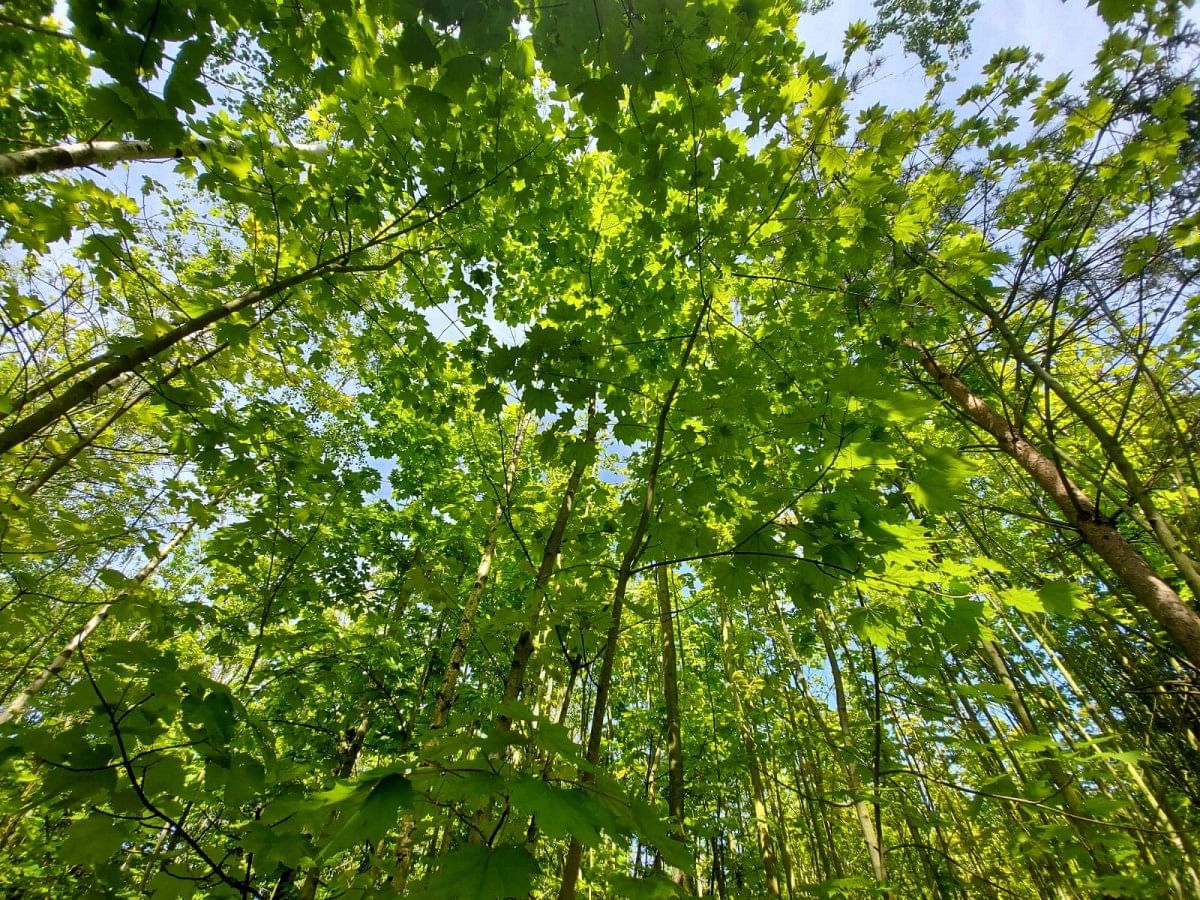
[497,403,597,731]
[430,422,528,728]
[0,138,327,179]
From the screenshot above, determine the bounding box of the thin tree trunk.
[976,637,1114,878]
[497,402,597,731]
[21,335,240,496]
[816,613,888,889]
[390,616,447,895]
[390,424,527,884]
[917,345,1200,668]
[764,734,798,900]
[967,293,1200,601]
[523,653,582,848]
[430,422,527,728]
[656,565,693,892]
[1,522,195,724]
[718,597,781,898]
[0,164,510,458]
[1022,614,1200,890]
[781,684,837,882]
[557,293,711,899]
[0,283,311,456]
[298,715,371,900]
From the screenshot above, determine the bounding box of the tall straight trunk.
[780,683,838,882]
[978,639,1085,810]
[389,614,448,895]
[298,716,371,900]
[865,634,885,891]
[717,597,781,898]
[711,821,729,900]
[429,514,501,729]
[767,603,859,881]
[655,565,693,891]
[1,521,194,724]
[557,293,711,900]
[917,345,1200,669]
[430,422,527,728]
[976,637,1113,878]
[497,402,597,731]
[1010,617,1192,894]
[764,734,798,900]
[0,138,328,179]
[815,613,887,888]
[523,653,583,848]
[886,687,998,895]
[391,424,527,885]
[1022,615,1200,890]
[282,569,422,899]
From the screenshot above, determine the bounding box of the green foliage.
[416,844,541,899]
[1,0,1198,897]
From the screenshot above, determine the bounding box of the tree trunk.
[0,172,494,457]
[430,422,527,728]
[1,522,195,724]
[0,138,327,179]
[916,345,1200,669]
[816,613,888,888]
[497,402,597,731]
[718,597,781,899]
[967,293,1200,602]
[977,637,1110,872]
[557,294,710,899]
[0,272,309,456]
[298,716,371,900]
[656,565,693,891]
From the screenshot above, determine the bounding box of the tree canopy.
[2,0,1200,897]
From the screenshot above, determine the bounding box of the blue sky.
[804,0,1112,109]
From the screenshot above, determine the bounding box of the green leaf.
[509,39,535,78]
[62,816,125,865]
[397,23,441,68]
[97,567,134,588]
[892,205,924,245]
[320,773,413,858]
[509,778,603,846]
[1012,734,1057,753]
[810,76,847,111]
[578,76,623,126]
[1037,580,1085,617]
[164,37,214,112]
[999,586,1044,614]
[436,54,483,103]
[1093,0,1140,25]
[608,874,684,899]
[84,83,137,128]
[475,384,505,417]
[631,798,693,871]
[417,844,540,899]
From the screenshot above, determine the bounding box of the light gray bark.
[0,138,327,179]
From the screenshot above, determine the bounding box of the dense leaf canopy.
[1,0,1200,897]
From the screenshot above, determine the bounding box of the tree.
[2,0,1199,897]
